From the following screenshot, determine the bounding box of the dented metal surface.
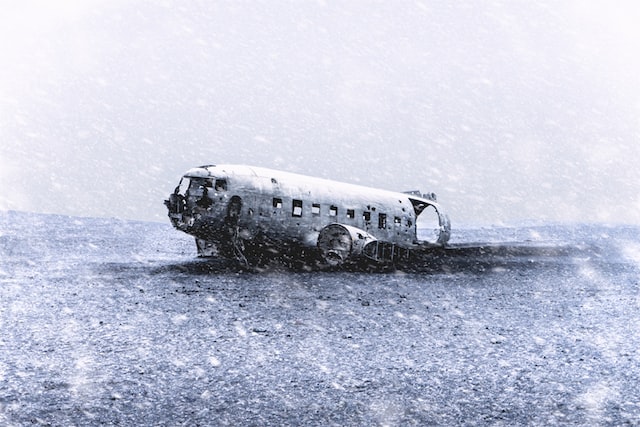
[164,164,451,268]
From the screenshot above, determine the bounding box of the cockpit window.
[178,178,190,195]
[189,178,212,189]
[186,178,213,198]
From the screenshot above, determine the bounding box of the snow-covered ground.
[1,211,639,425]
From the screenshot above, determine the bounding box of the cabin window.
[394,216,402,225]
[312,203,320,215]
[214,179,227,191]
[346,209,355,219]
[329,205,338,217]
[363,211,371,222]
[292,199,303,217]
[273,198,282,209]
[378,213,387,229]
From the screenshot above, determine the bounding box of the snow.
[2,2,640,225]
[1,211,640,425]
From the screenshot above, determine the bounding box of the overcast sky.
[1,0,639,226]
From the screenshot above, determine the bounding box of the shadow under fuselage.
[140,241,601,275]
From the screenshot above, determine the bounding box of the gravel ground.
[1,211,639,426]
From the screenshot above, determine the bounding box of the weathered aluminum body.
[165,164,450,267]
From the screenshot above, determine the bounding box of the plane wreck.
[164,164,450,268]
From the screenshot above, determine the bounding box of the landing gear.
[195,238,216,257]
[225,196,249,266]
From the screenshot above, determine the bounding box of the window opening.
[378,213,387,229]
[292,199,303,217]
[394,216,402,225]
[329,205,338,217]
[312,203,320,215]
[177,178,190,196]
[189,178,209,191]
[215,179,227,191]
[363,211,371,222]
[273,198,282,209]
[346,209,355,219]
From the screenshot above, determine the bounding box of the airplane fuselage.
[165,164,450,267]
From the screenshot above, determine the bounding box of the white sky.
[1,0,639,225]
